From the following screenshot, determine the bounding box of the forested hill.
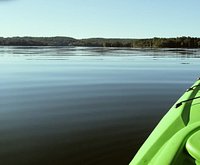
[0,36,200,48]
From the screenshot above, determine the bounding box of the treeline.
[0,36,200,48]
[0,37,77,46]
[136,37,200,48]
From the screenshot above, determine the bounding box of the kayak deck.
[130,78,200,165]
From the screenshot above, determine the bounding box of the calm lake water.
[0,46,200,165]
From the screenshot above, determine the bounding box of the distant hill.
[0,36,200,48]
[0,37,77,46]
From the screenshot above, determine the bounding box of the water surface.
[0,47,200,165]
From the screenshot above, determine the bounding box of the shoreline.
[0,36,200,48]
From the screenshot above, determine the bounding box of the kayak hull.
[130,79,200,165]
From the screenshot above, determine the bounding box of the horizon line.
[0,36,198,40]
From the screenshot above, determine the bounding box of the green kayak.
[130,78,200,165]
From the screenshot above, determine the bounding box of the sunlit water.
[0,47,200,165]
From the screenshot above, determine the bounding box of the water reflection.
[0,47,200,165]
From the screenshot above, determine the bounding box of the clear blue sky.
[0,0,200,38]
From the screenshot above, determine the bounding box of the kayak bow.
[130,78,200,165]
